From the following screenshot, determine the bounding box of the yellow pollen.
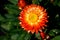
[26,12,39,25]
[29,13,38,23]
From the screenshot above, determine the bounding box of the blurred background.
[0,0,60,40]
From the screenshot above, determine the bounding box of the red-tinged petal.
[40,32,46,39]
[18,0,27,9]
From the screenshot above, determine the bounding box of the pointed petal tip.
[28,30,30,33]
[39,29,42,32]
[19,7,22,10]
[19,22,22,24]
[46,35,50,39]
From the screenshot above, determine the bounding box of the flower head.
[18,0,27,9]
[18,4,48,34]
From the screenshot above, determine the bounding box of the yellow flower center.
[29,13,38,23]
[26,12,39,25]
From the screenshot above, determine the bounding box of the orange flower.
[18,4,48,34]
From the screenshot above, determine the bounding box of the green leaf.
[11,34,19,40]
[52,29,60,34]
[18,31,31,40]
[32,0,40,4]
[55,14,59,19]
[8,0,18,5]
[51,35,60,40]
[10,28,31,40]
[0,15,5,22]
[0,36,8,40]
[38,0,42,2]
[24,33,31,40]
[49,29,60,36]
[53,0,60,7]
[57,1,60,7]
[1,21,12,31]
[48,30,55,36]
[5,14,19,26]
[55,14,60,26]
[5,4,19,15]
[35,32,40,38]
[35,32,42,40]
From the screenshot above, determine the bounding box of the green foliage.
[0,0,31,40]
[53,0,60,7]
[49,29,60,36]
[51,35,60,40]
[32,0,40,4]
